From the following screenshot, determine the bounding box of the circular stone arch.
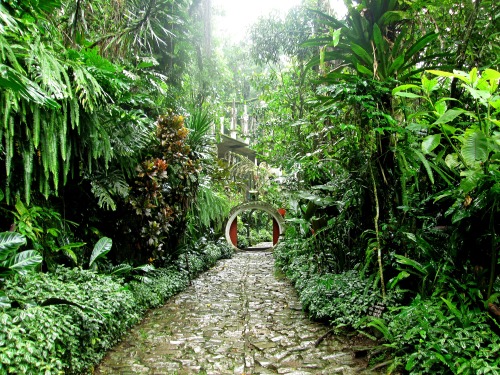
[225,201,285,250]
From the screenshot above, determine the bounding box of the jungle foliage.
[0,0,232,264]
[1,0,500,373]
[0,233,232,374]
[0,0,236,373]
[251,0,500,372]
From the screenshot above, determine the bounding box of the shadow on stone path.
[95,251,379,375]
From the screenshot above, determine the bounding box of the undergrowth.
[274,239,500,374]
[0,238,233,374]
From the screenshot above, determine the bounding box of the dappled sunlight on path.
[95,251,377,374]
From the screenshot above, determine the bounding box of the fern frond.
[190,184,231,231]
[60,102,67,161]
[3,91,11,130]
[69,96,79,130]
[186,109,214,158]
[90,168,130,211]
[63,141,71,185]
[22,131,34,205]
[72,64,109,111]
[91,182,117,211]
[26,39,71,101]
[5,115,13,178]
[32,104,40,147]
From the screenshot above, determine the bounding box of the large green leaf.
[0,232,26,261]
[392,84,421,94]
[394,91,424,99]
[412,149,435,184]
[109,263,133,275]
[461,129,488,166]
[56,242,85,265]
[9,250,42,274]
[404,33,438,63]
[0,291,10,309]
[378,11,407,28]
[459,169,484,194]
[441,297,462,320]
[62,249,78,265]
[444,153,460,169]
[372,24,387,77]
[89,237,113,269]
[433,109,466,125]
[387,54,405,76]
[427,69,470,84]
[483,69,500,82]
[351,43,373,66]
[356,63,373,76]
[394,254,427,275]
[421,134,441,154]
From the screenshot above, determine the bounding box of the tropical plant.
[306,0,442,81]
[1,266,141,374]
[186,183,231,241]
[88,236,113,271]
[185,108,215,160]
[392,68,500,297]
[0,232,42,279]
[0,231,42,309]
[123,113,201,263]
[8,197,85,269]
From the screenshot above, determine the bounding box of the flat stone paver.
[95,251,377,375]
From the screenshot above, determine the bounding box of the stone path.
[95,251,378,375]
[246,242,273,250]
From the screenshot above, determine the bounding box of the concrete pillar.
[273,209,285,245]
[220,117,225,134]
[230,100,237,139]
[242,105,249,144]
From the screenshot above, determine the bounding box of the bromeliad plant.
[306,0,441,82]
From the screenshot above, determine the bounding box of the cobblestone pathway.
[96,251,378,375]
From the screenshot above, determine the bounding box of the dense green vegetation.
[1,232,232,373]
[0,0,236,373]
[256,0,500,373]
[0,0,499,373]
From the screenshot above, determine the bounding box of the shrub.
[1,268,140,374]
[177,237,234,278]
[275,237,500,373]
[383,296,500,374]
[128,267,189,310]
[275,240,392,327]
[0,238,232,374]
[299,271,383,325]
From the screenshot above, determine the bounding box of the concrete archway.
[225,201,285,250]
